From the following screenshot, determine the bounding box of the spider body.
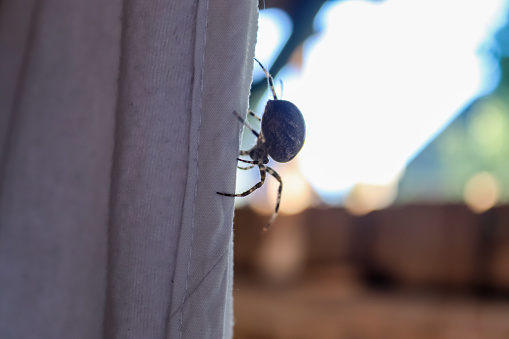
[217,58,306,232]
[260,99,306,163]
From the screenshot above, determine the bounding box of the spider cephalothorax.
[217,58,306,232]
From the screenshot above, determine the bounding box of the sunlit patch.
[255,217,306,283]
[239,0,509,212]
[279,0,508,204]
[270,168,312,215]
[464,172,500,213]
[249,161,312,216]
[344,180,399,216]
[254,8,293,82]
[468,100,508,156]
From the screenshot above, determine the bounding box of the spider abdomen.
[261,100,306,163]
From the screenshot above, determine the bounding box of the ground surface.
[234,267,509,339]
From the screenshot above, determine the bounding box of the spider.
[217,58,306,232]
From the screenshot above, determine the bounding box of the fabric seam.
[102,0,126,336]
[177,0,210,338]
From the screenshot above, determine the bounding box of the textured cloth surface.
[0,0,257,338]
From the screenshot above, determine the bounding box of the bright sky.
[251,0,508,205]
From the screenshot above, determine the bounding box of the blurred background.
[233,0,509,338]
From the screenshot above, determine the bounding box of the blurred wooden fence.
[234,204,509,292]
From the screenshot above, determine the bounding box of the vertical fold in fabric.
[0,0,122,337]
[105,0,257,338]
[104,1,200,337]
[168,0,258,338]
[0,0,258,337]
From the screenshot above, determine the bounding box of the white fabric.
[0,0,257,337]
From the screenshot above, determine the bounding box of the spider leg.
[236,158,258,170]
[232,111,259,138]
[237,158,261,164]
[262,166,283,233]
[248,110,261,121]
[217,164,266,197]
[239,150,250,156]
[254,58,278,100]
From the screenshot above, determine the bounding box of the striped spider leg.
[237,111,261,170]
[217,110,283,232]
[217,158,282,233]
[237,159,282,234]
[217,159,266,198]
[248,110,262,121]
[218,59,305,232]
[262,165,282,233]
[254,58,278,100]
